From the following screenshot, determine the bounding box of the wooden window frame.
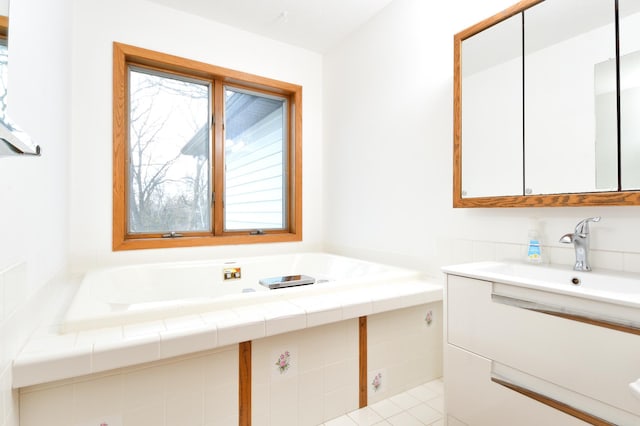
[113,42,302,251]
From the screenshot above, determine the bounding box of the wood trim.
[114,233,301,251]
[0,15,8,37]
[452,0,640,208]
[114,42,300,94]
[491,377,614,426]
[112,42,128,250]
[213,79,224,236]
[535,309,640,336]
[112,42,303,250]
[239,341,252,426]
[359,316,367,408]
[456,0,542,42]
[291,88,303,236]
[454,191,640,208]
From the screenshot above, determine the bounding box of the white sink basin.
[442,261,640,309]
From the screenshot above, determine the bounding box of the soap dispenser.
[526,220,543,264]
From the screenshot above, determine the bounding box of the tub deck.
[13,254,443,389]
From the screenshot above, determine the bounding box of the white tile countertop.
[13,278,442,388]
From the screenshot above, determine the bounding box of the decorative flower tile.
[271,346,298,379]
[425,310,433,326]
[275,350,291,374]
[368,368,387,394]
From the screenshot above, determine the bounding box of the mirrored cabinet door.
[461,14,523,198]
[619,0,640,190]
[524,0,616,195]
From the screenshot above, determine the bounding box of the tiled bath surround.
[367,305,442,405]
[252,320,359,425]
[19,346,239,426]
[0,265,73,426]
[16,303,441,426]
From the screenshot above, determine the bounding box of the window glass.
[113,42,302,250]
[127,67,211,234]
[224,87,287,231]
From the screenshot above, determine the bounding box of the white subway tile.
[19,381,74,426]
[472,241,496,262]
[165,389,203,426]
[75,326,123,349]
[324,386,358,421]
[494,243,524,262]
[289,295,343,327]
[163,314,205,331]
[159,325,217,359]
[623,252,640,273]
[123,320,166,340]
[0,272,4,322]
[0,367,7,426]
[92,336,160,374]
[590,250,624,271]
[20,331,76,355]
[2,262,27,318]
[298,369,325,422]
[262,301,306,336]
[73,374,124,425]
[340,289,373,319]
[122,404,164,426]
[450,240,474,265]
[216,319,264,346]
[12,347,92,388]
[325,360,353,393]
[122,366,164,412]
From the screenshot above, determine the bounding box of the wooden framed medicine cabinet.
[453,0,640,207]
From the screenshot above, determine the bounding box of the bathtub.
[63,252,423,332]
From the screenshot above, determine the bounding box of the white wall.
[69,0,324,274]
[0,0,72,424]
[323,0,640,277]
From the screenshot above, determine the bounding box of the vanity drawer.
[445,344,588,426]
[446,275,640,420]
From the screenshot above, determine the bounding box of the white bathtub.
[63,252,423,332]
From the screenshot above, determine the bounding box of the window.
[113,43,302,250]
[0,16,8,117]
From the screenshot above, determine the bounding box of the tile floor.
[322,378,444,426]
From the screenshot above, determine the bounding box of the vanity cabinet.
[444,274,640,425]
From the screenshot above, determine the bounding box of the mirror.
[524,0,616,195]
[619,0,640,190]
[0,8,40,157]
[454,0,640,207]
[461,13,522,198]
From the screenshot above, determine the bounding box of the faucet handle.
[575,216,600,235]
[559,233,574,244]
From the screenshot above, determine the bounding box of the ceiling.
[146,0,396,53]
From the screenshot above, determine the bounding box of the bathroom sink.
[442,261,640,309]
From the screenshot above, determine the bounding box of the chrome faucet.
[559,217,601,271]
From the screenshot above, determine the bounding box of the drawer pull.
[491,377,615,426]
[630,378,640,400]
[491,294,640,336]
